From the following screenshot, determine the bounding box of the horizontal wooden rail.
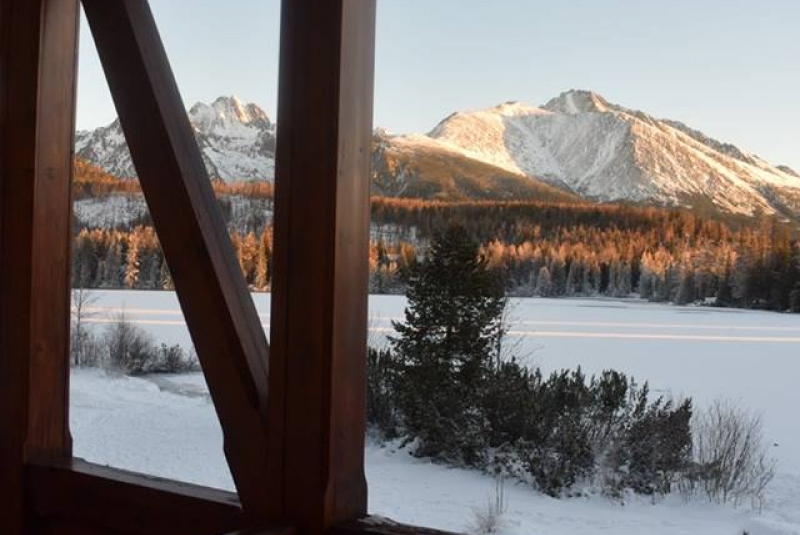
[330,518,465,535]
[222,527,295,535]
[27,458,244,535]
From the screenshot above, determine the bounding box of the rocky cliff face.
[75,96,276,182]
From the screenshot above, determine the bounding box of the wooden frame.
[0,0,463,534]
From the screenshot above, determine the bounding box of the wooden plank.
[0,0,79,533]
[80,0,276,519]
[330,519,465,535]
[222,527,296,535]
[34,518,126,535]
[27,458,244,535]
[269,0,376,531]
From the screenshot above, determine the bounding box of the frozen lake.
[81,290,800,468]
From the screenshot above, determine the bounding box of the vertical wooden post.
[0,0,80,533]
[270,0,376,532]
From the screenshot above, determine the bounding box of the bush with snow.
[71,313,198,375]
[683,399,776,511]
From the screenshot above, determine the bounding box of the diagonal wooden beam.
[0,0,79,533]
[80,0,277,519]
[269,0,376,531]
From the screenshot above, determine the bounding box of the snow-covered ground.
[73,291,800,534]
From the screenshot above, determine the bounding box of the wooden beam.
[330,519,465,535]
[34,519,126,535]
[0,0,79,533]
[27,459,244,535]
[80,0,277,519]
[222,527,296,535]
[270,0,376,532]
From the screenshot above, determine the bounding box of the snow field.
[72,291,800,534]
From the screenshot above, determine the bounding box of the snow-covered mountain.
[392,89,800,217]
[77,90,800,218]
[75,96,276,181]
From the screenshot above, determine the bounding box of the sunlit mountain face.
[77,90,800,220]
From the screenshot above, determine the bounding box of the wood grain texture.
[222,527,296,535]
[269,0,376,531]
[80,0,275,519]
[330,519,466,535]
[27,459,244,535]
[0,0,79,533]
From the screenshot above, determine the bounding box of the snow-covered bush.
[519,368,595,496]
[687,399,776,510]
[102,315,197,375]
[104,314,157,375]
[368,340,696,498]
[611,395,693,495]
[157,343,199,374]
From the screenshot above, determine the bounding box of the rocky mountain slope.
[76,90,800,218]
[399,90,800,217]
[75,96,276,181]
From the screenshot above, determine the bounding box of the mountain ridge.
[75,95,276,181]
[76,90,800,219]
[405,89,800,217]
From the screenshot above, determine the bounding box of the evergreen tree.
[535,266,553,297]
[390,224,506,462]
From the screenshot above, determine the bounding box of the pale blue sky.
[77,1,800,169]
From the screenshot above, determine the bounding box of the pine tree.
[390,224,506,463]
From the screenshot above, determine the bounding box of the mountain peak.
[542,89,611,115]
[406,89,800,217]
[77,96,276,182]
[489,101,549,117]
[189,96,270,130]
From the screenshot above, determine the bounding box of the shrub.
[469,476,507,534]
[522,368,594,496]
[70,329,103,368]
[157,343,198,373]
[101,315,197,374]
[689,399,776,510]
[615,396,693,495]
[103,314,158,375]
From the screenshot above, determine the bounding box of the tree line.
[371,198,800,311]
[71,157,800,312]
[74,158,273,200]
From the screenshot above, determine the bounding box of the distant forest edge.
[70,159,800,313]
